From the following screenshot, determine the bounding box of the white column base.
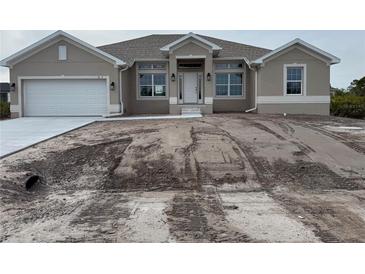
[10,104,20,112]
[205,97,213,104]
[169,97,178,104]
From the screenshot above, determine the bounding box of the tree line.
[332,76,365,96]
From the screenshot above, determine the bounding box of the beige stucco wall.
[172,39,212,56]
[257,45,331,115]
[257,46,330,97]
[248,68,256,108]
[9,39,120,116]
[123,64,169,115]
[258,103,330,115]
[213,99,250,112]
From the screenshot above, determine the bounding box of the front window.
[138,63,166,70]
[215,63,243,70]
[139,73,166,97]
[286,66,304,95]
[215,73,243,96]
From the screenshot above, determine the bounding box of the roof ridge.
[97,34,185,48]
[197,34,272,52]
[97,34,154,48]
[97,33,271,52]
[95,33,273,66]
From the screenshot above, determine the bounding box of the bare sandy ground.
[1,113,365,242]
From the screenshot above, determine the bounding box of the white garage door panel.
[24,79,107,116]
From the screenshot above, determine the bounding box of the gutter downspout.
[119,66,129,115]
[245,67,258,113]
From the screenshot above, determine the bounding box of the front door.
[183,72,198,104]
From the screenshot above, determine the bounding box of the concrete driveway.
[0,117,97,158]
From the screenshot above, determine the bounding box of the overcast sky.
[1,30,364,88]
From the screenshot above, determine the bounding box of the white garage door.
[23,79,108,116]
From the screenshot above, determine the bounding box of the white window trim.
[136,62,169,100]
[214,63,244,70]
[283,64,307,96]
[137,71,168,100]
[213,62,246,99]
[137,63,167,70]
[214,72,245,99]
[58,45,67,61]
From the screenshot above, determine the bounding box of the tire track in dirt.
[276,120,296,136]
[68,192,130,242]
[189,125,249,186]
[165,190,251,242]
[199,119,271,186]
[201,118,365,242]
[272,193,365,242]
[235,116,365,179]
[165,123,252,242]
[237,116,318,157]
[292,122,365,155]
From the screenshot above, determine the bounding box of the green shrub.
[0,101,10,119]
[331,95,365,119]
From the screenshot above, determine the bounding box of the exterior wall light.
[10,83,16,92]
[207,73,211,81]
[110,81,115,90]
[171,73,176,82]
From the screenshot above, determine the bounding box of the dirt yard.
[1,113,365,242]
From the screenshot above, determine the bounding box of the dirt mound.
[105,154,198,192]
[10,138,132,191]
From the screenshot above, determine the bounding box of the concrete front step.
[181,107,202,115]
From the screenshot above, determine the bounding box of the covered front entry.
[177,59,204,105]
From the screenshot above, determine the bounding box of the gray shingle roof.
[97,34,271,66]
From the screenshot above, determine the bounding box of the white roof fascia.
[252,38,340,65]
[160,32,222,52]
[214,56,250,63]
[0,30,126,67]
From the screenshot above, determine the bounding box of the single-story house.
[0,31,340,118]
[0,83,10,102]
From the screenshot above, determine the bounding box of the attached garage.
[23,79,108,116]
[0,31,126,118]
